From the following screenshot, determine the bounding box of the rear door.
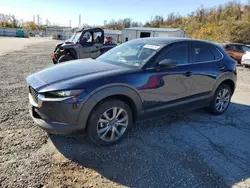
[189,42,222,97]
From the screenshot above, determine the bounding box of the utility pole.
[78,15,81,28]
[46,19,49,26]
[37,14,39,25]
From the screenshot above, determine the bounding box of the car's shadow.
[49,102,250,187]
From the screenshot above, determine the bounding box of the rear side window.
[211,46,223,60]
[192,46,215,63]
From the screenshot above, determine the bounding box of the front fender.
[54,43,63,52]
[76,85,143,129]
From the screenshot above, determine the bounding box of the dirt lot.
[0,37,53,56]
[0,39,250,188]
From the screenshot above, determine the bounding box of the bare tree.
[9,14,19,28]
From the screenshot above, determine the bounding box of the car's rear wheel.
[243,64,250,68]
[58,54,74,63]
[208,84,232,115]
[87,100,132,146]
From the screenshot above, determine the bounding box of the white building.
[44,26,73,38]
[104,30,122,43]
[54,27,187,42]
[121,27,186,42]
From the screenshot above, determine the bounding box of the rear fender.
[210,72,236,97]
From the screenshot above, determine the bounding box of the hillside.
[104,1,250,43]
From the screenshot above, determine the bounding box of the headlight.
[48,89,84,97]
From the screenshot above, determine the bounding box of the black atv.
[51,28,117,64]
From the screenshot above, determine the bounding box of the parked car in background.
[27,38,237,146]
[29,32,35,37]
[242,50,250,68]
[221,43,250,64]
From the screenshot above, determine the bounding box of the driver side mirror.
[158,59,178,68]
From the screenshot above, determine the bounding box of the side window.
[192,46,215,63]
[232,45,243,52]
[157,45,189,65]
[81,32,92,43]
[211,46,223,60]
[93,31,103,43]
[225,45,232,50]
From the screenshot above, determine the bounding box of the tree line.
[0,14,44,30]
[102,1,250,43]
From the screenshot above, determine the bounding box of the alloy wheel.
[215,88,231,112]
[97,107,129,142]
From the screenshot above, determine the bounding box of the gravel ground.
[1,39,250,188]
[0,37,53,56]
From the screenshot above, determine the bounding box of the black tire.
[58,54,74,63]
[87,100,132,146]
[208,84,232,115]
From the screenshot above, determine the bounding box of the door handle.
[218,66,225,71]
[184,71,192,77]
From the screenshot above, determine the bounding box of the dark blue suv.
[26,38,237,146]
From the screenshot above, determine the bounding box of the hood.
[62,42,75,46]
[26,59,130,92]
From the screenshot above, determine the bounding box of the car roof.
[131,37,219,46]
[222,42,247,46]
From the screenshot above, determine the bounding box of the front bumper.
[242,59,250,66]
[51,53,58,64]
[29,107,83,134]
[28,92,86,135]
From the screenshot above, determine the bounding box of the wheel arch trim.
[76,84,143,129]
[211,72,236,97]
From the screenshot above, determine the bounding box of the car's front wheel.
[87,100,132,146]
[209,84,232,115]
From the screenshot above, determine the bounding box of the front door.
[141,42,194,110]
[79,28,104,59]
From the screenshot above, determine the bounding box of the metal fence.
[0,28,43,37]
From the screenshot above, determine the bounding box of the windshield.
[97,40,165,67]
[68,32,81,43]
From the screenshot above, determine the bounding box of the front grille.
[29,86,38,104]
